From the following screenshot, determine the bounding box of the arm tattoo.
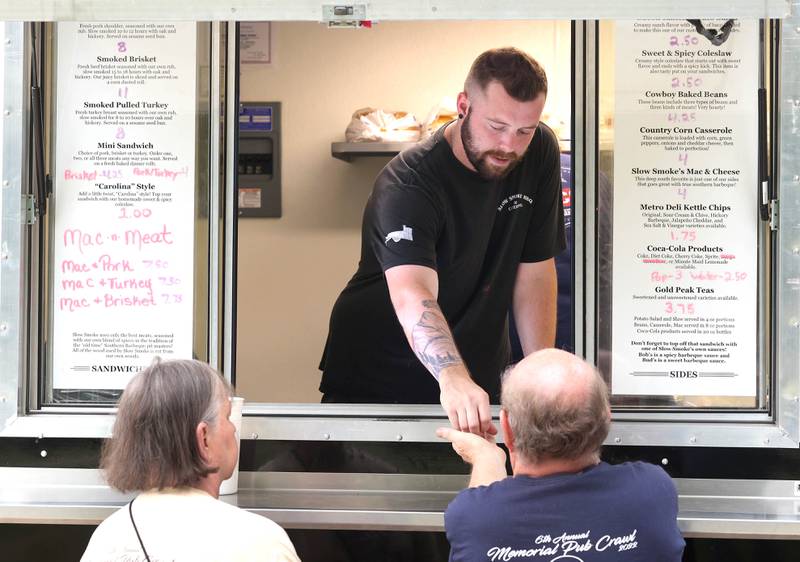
[412,301,463,380]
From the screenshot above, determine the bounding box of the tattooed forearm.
[412,301,463,380]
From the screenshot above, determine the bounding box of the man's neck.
[512,454,600,478]
[444,120,476,173]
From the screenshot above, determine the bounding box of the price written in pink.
[669,35,700,47]
[664,301,695,315]
[59,292,183,312]
[59,253,180,312]
[650,270,748,283]
[58,273,183,312]
[62,256,170,274]
[670,230,697,242]
[63,166,189,182]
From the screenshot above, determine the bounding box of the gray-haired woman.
[81,359,300,562]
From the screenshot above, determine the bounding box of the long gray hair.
[101,359,232,492]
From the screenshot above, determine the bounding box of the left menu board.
[52,23,197,394]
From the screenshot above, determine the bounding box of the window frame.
[1,9,798,452]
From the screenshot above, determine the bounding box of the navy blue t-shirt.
[445,461,684,562]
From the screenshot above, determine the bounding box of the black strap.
[128,497,152,562]
[687,19,736,46]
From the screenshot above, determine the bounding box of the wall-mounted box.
[238,102,281,217]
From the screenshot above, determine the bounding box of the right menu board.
[611,20,759,398]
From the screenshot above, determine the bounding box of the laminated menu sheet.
[52,22,197,391]
[611,20,759,397]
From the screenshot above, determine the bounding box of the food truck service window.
[0,4,796,455]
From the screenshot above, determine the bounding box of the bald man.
[438,349,684,562]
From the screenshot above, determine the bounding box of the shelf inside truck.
[330,141,416,161]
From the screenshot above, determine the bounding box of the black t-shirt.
[319,123,565,403]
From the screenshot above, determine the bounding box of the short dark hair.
[101,359,232,492]
[501,359,610,464]
[465,47,548,101]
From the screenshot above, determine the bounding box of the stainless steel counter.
[2,468,800,538]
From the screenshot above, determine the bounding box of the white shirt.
[81,487,300,562]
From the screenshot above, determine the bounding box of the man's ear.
[500,409,515,453]
[456,91,469,119]
[196,421,211,462]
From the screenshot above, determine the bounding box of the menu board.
[52,23,197,391]
[0,25,4,288]
[611,20,758,397]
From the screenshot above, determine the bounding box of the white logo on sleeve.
[385,225,414,244]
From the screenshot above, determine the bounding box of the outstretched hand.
[436,427,503,465]
[439,371,498,436]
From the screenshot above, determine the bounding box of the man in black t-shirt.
[319,47,565,435]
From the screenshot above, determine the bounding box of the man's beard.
[460,112,522,181]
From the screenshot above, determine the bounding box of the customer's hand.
[436,427,508,487]
[436,427,504,466]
